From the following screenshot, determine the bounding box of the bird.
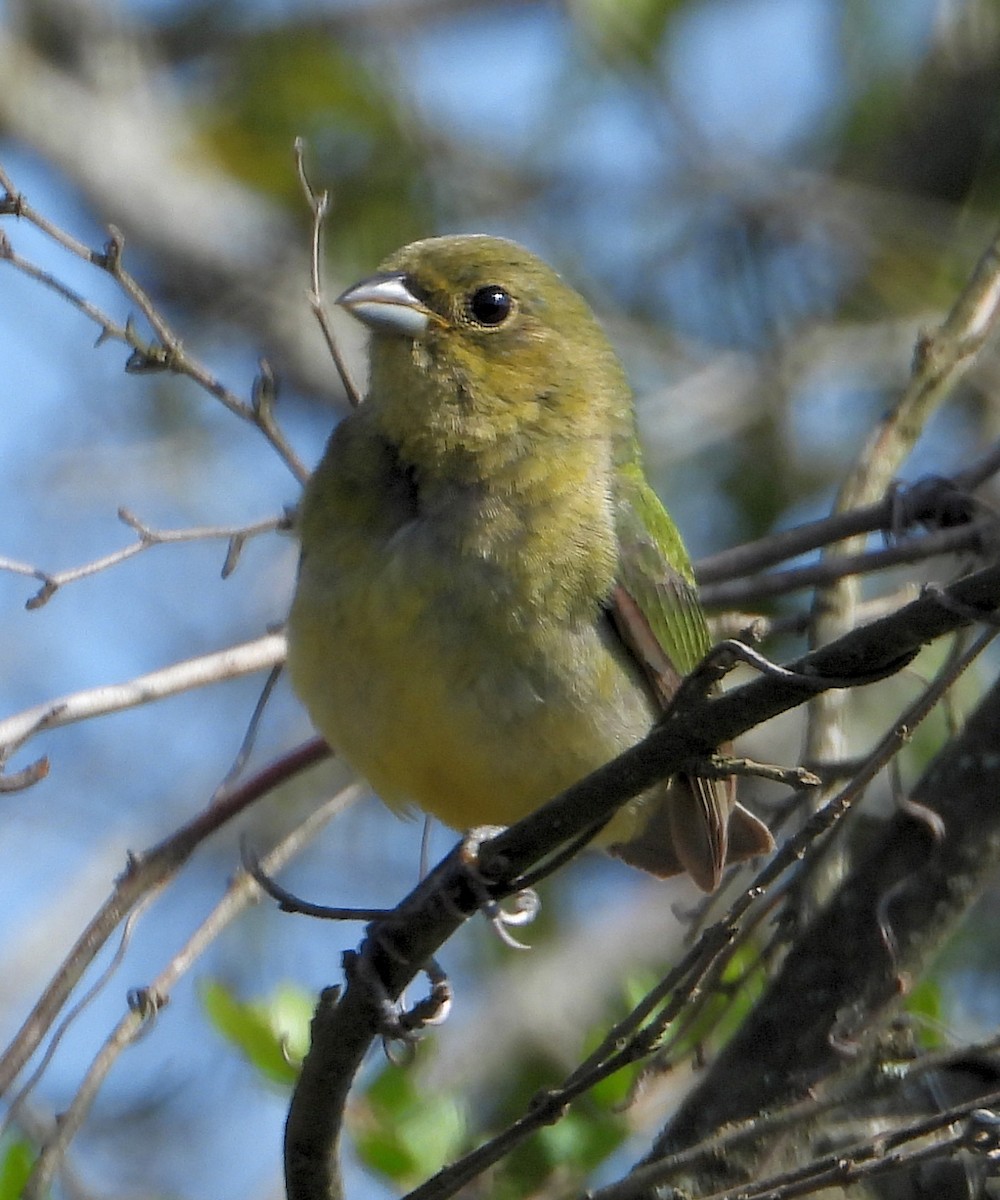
[286,234,773,892]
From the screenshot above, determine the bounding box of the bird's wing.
[607,462,771,890]
[610,465,712,696]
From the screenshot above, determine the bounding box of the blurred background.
[3,1,1000,1197]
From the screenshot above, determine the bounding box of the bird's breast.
[287,512,655,832]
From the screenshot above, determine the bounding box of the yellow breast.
[287,519,655,837]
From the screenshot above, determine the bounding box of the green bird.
[287,235,773,891]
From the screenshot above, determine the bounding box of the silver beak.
[336,273,433,337]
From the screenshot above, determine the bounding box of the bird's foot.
[454,825,540,950]
[347,945,453,1059]
[886,474,981,537]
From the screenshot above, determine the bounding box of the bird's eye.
[467,285,513,327]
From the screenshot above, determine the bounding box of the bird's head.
[337,235,631,480]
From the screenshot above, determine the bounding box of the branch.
[0,163,309,483]
[696,444,1000,587]
[631,654,1000,1196]
[21,783,361,1200]
[804,224,1000,880]
[699,517,995,608]
[395,627,994,1200]
[485,565,1000,877]
[294,139,361,409]
[0,25,346,404]
[282,562,1000,1200]
[625,1093,1000,1200]
[404,625,994,1200]
[0,736,329,1097]
[0,633,286,775]
[0,509,285,609]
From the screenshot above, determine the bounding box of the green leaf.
[666,940,768,1057]
[904,977,946,1050]
[200,979,313,1086]
[0,1137,35,1200]
[352,1061,466,1187]
[570,0,682,71]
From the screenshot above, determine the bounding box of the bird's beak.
[336,273,435,337]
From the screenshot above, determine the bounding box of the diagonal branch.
[0,633,287,773]
[0,736,329,1098]
[632,661,1000,1198]
[804,225,1000,890]
[283,561,1000,1200]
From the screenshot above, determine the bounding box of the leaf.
[352,1062,466,1187]
[200,979,313,1087]
[0,1137,35,1200]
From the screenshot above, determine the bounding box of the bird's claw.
[887,475,980,538]
[347,946,453,1059]
[452,826,540,949]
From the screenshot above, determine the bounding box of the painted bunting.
[287,235,773,891]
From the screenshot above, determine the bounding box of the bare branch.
[22,783,362,1199]
[805,223,1000,897]
[0,633,286,770]
[397,630,994,1200]
[601,1090,995,1200]
[0,735,330,1098]
[697,452,1000,586]
[699,518,995,608]
[1,509,284,609]
[0,162,310,483]
[294,138,361,409]
[282,566,1000,1200]
[1,897,155,1142]
[0,228,125,345]
[584,1026,1000,1200]
[0,17,363,406]
[636,642,1000,1197]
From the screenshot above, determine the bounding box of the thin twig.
[294,138,361,408]
[0,735,330,1098]
[589,1028,1000,1200]
[242,841,389,921]
[1,510,284,609]
[699,518,993,609]
[22,784,362,1199]
[389,631,998,1200]
[0,897,157,1140]
[217,663,285,791]
[0,633,287,770]
[697,457,1000,588]
[0,164,309,483]
[596,1088,996,1200]
[804,223,1000,902]
[0,230,124,344]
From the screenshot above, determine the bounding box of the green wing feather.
[613,458,712,691]
[607,455,773,890]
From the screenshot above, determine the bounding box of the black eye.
[468,285,513,327]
